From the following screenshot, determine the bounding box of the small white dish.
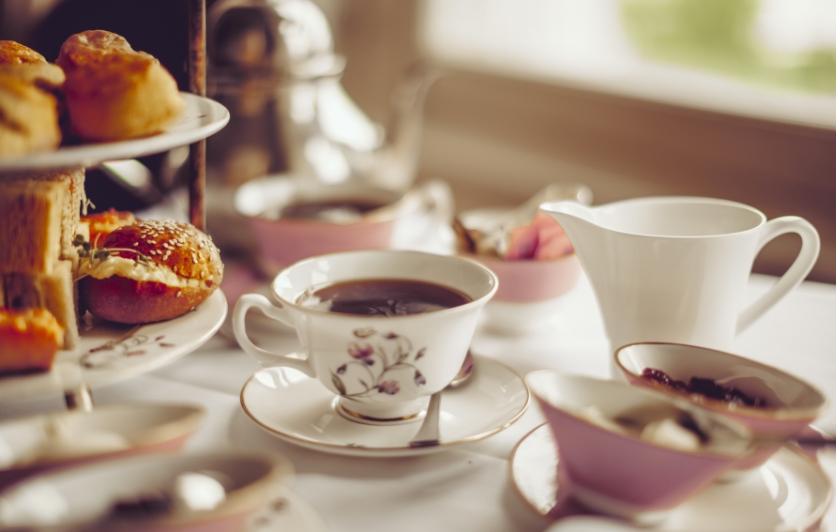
[0,94,229,172]
[0,403,205,489]
[480,296,576,335]
[240,355,529,457]
[0,450,293,531]
[546,516,642,531]
[247,488,328,532]
[510,424,833,532]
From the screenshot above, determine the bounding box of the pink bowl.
[526,370,754,519]
[615,342,828,470]
[460,253,581,334]
[464,253,581,303]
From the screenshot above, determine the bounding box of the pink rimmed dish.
[615,342,828,471]
[510,424,833,531]
[0,450,293,531]
[0,404,205,491]
[525,370,754,521]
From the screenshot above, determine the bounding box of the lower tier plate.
[0,290,227,400]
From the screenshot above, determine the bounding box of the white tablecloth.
[4,273,836,532]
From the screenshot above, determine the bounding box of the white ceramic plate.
[0,450,293,530]
[0,93,229,172]
[240,355,529,457]
[248,488,328,532]
[0,290,227,400]
[0,404,205,488]
[510,424,833,532]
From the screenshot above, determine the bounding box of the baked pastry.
[0,308,63,375]
[79,220,223,324]
[0,41,65,158]
[57,30,185,141]
[80,209,137,248]
[0,41,64,88]
[0,40,47,64]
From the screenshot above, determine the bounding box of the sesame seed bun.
[79,220,223,324]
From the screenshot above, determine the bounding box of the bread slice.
[0,179,63,274]
[1,260,78,350]
[0,167,86,271]
[38,260,78,350]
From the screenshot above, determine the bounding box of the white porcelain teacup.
[233,250,498,424]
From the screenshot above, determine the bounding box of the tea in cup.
[232,250,498,424]
[235,177,453,274]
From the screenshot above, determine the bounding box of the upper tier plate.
[0,93,229,172]
[0,290,227,401]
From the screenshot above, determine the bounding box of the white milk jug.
[540,197,819,353]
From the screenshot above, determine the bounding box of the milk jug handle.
[232,294,316,377]
[737,217,820,334]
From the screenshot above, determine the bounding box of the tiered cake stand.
[0,0,229,410]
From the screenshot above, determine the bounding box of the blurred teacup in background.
[233,250,497,424]
[455,183,591,334]
[235,177,454,279]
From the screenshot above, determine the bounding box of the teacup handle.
[737,216,820,334]
[232,294,316,377]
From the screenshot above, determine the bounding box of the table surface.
[3,272,836,532]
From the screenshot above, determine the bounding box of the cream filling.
[82,256,205,288]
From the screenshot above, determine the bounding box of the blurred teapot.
[206,0,440,191]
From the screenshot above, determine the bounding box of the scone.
[0,41,64,157]
[0,40,50,65]
[57,30,185,141]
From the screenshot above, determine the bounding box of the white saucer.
[240,355,529,457]
[0,93,229,172]
[510,424,833,532]
[248,488,328,532]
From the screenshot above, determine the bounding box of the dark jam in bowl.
[641,368,769,408]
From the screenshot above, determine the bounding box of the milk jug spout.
[539,201,603,275]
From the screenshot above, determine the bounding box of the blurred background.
[2,0,835,282]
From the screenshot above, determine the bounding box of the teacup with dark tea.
[233,250,498,424]
[297,279,472,316]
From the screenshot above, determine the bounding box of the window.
[419,0,836,128]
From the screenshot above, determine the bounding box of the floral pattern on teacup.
[330,328,426,398]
